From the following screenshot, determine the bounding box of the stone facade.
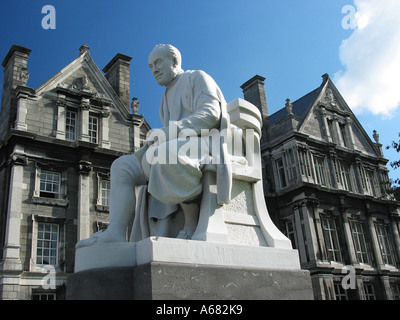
[0,45,150,300]
[1,44,399,300]
[242,74,400,300]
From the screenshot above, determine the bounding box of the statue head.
[148,44,183,87]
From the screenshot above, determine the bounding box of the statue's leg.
[76,155,147,248]
[177,201,200,239]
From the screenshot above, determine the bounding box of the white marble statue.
[76,44,231,248]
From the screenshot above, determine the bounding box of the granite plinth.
[67,262,313,300]
[67,237,313,300]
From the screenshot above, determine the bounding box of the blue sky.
[1,0,399,183]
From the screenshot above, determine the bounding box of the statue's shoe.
[176,230,193,239]
[75,230,108,249]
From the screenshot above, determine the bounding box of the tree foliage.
[386,132,400,200]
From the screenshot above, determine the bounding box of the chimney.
[1,45,32,137]
[1,45,31,91]
[103,53,132,112]
[240,75,268,119]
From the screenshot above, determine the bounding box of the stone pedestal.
[66,237,313,300]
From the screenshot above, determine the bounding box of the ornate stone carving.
[9,153,27,166]
[101,106,111,118]
[80,98,90,110]
[285,98,293,115]
[19,67,30,85]
[78,161,92,174]
[373,130,380,143]
[324,88,337,107]
[131,97,140,114]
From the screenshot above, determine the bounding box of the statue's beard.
[159,66,182,87]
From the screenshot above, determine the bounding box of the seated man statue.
[76,44,231,248]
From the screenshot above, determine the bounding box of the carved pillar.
[80,98,90,142]
[345,115,355,150]
[365,205,383,268]
[328,148,339,189]
[312,205,329,262]
[293,202,307,264]
[14,89,29,131]
[303,199,321,263]
[319,105,331,142]
[389,212,400,265]
[339,197,357,265]
[77,161,92,241]
[55,94,67,139]
[1,148,27,271]
[101,106,111,149]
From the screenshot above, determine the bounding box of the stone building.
[1,43,399,301]
[0,44,150,299]
[241,75,400,300]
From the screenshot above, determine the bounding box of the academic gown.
[131,70,232,241]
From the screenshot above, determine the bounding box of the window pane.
[66,110,77,141]
[276,158,287,188]
[39,171,61,198]
[36,223,59,266]
[89,116,99,144]
[322,217,343,262]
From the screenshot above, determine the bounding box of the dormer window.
[88,115,99,144]
[276,158,287,189]
[55,92,111,147]
[339,123,348,148]
[65,110,77,141]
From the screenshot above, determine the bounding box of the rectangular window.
[284,149,298,182]
[391,285,400,300]
[39,171,61,199]
[365,170,377,196]
[89,116,99,144]
[36,223,59,265]
[339,123,348,147]
[364,283,376,300]
[276,158,287,189]
[65,110,77,141]
[334,282,348,300]
[327,119,335,142]
[322,217,343,262]
[351,221,370,264]
[375,224,396,266]
[313,156,327,186]
[32,292,56,300]
[340,163,353,192]
[101,180,111,207]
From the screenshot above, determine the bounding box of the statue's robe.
[131,70,232,241]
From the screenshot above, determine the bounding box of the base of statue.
[66,237,313,300]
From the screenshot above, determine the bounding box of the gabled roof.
[35,47,131,119]
[267,73,383,159]
[268,86,322,126]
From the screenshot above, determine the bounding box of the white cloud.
[334,0,400,117]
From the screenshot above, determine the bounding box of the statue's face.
[148,47,179,86]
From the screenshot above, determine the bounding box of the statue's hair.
[153,44,182,68]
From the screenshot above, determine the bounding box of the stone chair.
[190,98,292,249]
